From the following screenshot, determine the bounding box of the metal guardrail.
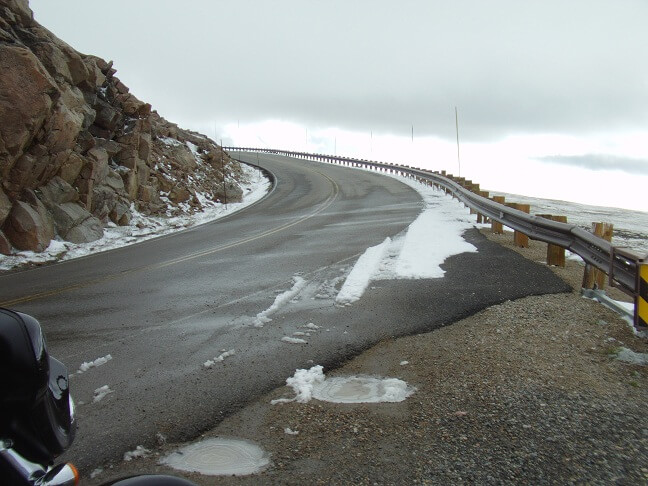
[225,147,645,304]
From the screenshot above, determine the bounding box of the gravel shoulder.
[93,230,648,485]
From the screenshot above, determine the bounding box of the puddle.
[313,376,415,403]
[160,438,270,476]
[272,366,416,404]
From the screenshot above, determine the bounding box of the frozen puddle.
[160,438,270,476]
[313,376,415,403]
[272,365,416,404]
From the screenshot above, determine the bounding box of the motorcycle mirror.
[0,308,76,464]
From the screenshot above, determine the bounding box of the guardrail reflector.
[638,263,648,328]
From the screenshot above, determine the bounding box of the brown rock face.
[0,45,57,172]
[0,0,248,256]
[3,200,54,251]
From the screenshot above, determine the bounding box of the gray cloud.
[30,0,648,143]
[536,154,648,175]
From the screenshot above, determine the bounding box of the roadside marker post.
[637,263,648,329]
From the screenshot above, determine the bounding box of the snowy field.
[0,164,270,271]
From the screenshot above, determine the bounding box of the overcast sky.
[29,0,648,211]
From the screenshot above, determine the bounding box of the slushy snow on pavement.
[336,174,479,304]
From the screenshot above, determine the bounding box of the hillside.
[0,0,245,255]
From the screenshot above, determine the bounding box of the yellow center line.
[1,171,340,307]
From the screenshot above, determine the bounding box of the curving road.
[0,153,425,471]
[1,152,570,475]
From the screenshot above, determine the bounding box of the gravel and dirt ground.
[93,230,648,485]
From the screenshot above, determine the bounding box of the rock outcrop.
[0,0,245,255]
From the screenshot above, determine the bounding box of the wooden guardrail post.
[477,191,489,223]
[515,204,531,247]
[491,196,505,233]
[507,203,530,247]
[537,214,567,266]
[582,222,614,289]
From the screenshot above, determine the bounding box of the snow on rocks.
[271,365,416,404]
[254,276,307,327]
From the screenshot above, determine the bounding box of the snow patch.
[254,276,307,327]
[284,428,299,435]
[93,385,114,403]
[77,354,112,374]
[271,366,415,404]
[281,336,308,344]
[335,238,391,305]
[204,349,236,368]
[123,445,150,461]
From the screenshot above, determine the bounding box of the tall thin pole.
[411,124,414,143]
[455,106,461,177]
[220,139,228,209]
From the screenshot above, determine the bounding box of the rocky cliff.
[0,0,245,255]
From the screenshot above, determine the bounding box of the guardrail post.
[514,204,531,247]
[638,263,648,328]
[477,191,489,223]
[537,214,567,266]
[491,196,506,233]
[582,222,614,289]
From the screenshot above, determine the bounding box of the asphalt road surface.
[0,153,569,474]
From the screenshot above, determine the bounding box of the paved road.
[0,153,424,471]
[1,153,570,476]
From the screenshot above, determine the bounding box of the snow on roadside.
[335,173,478,304]
[204,349,236,368]
[123,445,151,461]
[76,354,112,374]
[0,164,270,271]
[335,238,391,305]
[271,365,416,404]
[93,385,114,402]
[254,276,307,327]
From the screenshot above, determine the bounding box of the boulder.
[38,176,78,207]
[169,185,190,204]
[109,198,131,226]
[0,230,11,255]
[0,45,57,169]
[44,86,93,153]
[0,187,11,225]
[50,201,103,243]
[57,151,84,184]
[2,200,53,252]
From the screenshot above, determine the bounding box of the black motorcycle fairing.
[0,308,75,464]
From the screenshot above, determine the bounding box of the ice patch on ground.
[271,366,415,404]
[77,354,112,374]
[284,428,299,435]
[160,438,270,476]
[254,276,307,327]
[313,376,416,403]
